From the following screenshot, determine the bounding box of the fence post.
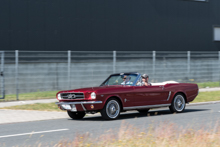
[219,51,220,86]
[152,51,156,80]
[187,51,191,80]
[113,51,116,73]
[68,50,71,89]
[219,51,220,63]
[1,51,5,99]
[15,50,19,100]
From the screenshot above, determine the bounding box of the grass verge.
[0,103,62,111]
[0,91,59,102]
[197,81,220,88]
[193,91,220,103]
[0,81,219,102]
[1,91,220,111]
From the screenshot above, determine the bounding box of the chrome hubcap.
[177,100,182,107]
[106,100,120,118]
[110,105,116,113]
[174,95,185,112]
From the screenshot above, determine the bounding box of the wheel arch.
[172,91,187,103]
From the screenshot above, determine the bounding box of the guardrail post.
[152,51,156,79]
[113,51,116,73]
[15,50,19,100]
[1,51,5,99]
[187,51,191,80]
[68,50,71,89]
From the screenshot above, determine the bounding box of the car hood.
[58,85,130,93]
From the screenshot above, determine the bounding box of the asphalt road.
[0,103,220,147]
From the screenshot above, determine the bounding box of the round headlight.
[57,93,62,100]
[91,92,96,99]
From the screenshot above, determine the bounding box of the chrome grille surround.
[61,92,84,100]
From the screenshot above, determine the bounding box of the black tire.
[67,111,85,119]
[100,98,121,120]
[138,109,150,114]
[169,94,186,113]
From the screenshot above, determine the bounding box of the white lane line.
[0,128,69,139]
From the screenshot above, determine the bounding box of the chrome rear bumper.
[56,101,102,112]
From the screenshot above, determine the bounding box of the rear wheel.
[67,111,85,119]
[100,98,121,120]
[138,109,149,114]
[169,94,186,113]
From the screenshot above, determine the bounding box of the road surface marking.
[0,128,69,139]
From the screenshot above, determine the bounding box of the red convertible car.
[56,72,198,120]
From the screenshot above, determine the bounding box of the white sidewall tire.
[170,94,186,113]
[101,98,121,120]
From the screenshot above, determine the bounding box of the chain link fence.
[1,50,220,100]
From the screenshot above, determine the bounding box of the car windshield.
[102,74,138,86]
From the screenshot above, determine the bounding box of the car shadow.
[69,108,210,122]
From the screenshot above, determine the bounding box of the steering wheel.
[113,80,120,85]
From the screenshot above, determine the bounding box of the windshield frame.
[100,73,141,86]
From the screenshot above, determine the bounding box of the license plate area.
[61,104,77,112]
[61,104,71,110]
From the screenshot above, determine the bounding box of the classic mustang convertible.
[56,72,198,120]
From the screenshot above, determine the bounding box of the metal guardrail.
[1,50,220,100]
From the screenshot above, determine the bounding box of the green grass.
[193,91,220,103]
[0,91,59,102]
[1,91,220,111]
[197,81,220,88]
[0,81,219,102]
[0,102,62,111]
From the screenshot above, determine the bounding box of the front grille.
[61,93,84,99]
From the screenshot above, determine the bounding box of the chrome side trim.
[167,91,171,101]
[123,104,171,110]
[56,101,102,105]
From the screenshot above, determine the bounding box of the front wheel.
[169,94,186,113]
[67,111,85,119]
[100,98,121,120]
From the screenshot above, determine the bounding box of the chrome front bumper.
[56,101,102,112]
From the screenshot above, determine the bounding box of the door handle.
[159,86,164,90]
[0,72,3,76]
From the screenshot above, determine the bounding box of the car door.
[133,85,169,106]
[113,86,136,107]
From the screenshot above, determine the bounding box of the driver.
[121,76,133,85]
[121,75,127,85]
